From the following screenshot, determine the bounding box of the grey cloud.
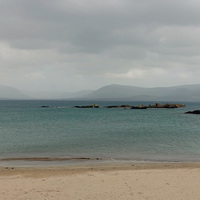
[1,0,200,52]
[1,0,200,92]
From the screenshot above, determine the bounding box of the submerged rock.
[41,105,49,108]
[131,105,148,109]
[74,104,99,108]
[74,105,93,108]
[185,110,200,114]
[105,105,121,108]
[121,104,131,108]
[105,105,131,108]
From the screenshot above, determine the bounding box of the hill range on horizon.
[82,84,200,102]
[0,85,30,100]
[1,83,200,102]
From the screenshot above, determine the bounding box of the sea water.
[0,100,200,166]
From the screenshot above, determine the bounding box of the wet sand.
[1,162,200,200]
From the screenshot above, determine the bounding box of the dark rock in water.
[121,104,131,108]
[74,105,93,108]
[93,104,99,108]
[148,103,185,108]
[131,105,148,109]
[105,104,131,108]
[105,105,121,108]
[185,110,200,114]
[41,105,49,108]
[74,104,99,108]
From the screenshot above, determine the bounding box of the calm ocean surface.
[0,100,200,166]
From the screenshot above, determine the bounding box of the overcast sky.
[1,0,200,92]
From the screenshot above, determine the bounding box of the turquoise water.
[0,100,200,165]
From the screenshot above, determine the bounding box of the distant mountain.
[2,83,200,101]
[82,84,200,102]
[0,85,30,99]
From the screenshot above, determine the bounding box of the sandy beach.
[1,162,200,200]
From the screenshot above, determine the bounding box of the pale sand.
[1,163,200,200]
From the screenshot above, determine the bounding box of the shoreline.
[1,156,200,166]
[1,161,200,174]
[2,156,200,168]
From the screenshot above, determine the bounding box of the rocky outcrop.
[41,105,49,108]
[105,105,131,108]
[131,105,148,109]
[93,104,99,108]
[74,103,186,109]
[148,103,186,108]
[185,110,200,114]
[74,105,93,108]
[121,104,131,108]
[74,104,99,108]
[105,105,121,108]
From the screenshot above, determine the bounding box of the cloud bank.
[1,0,200,92]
